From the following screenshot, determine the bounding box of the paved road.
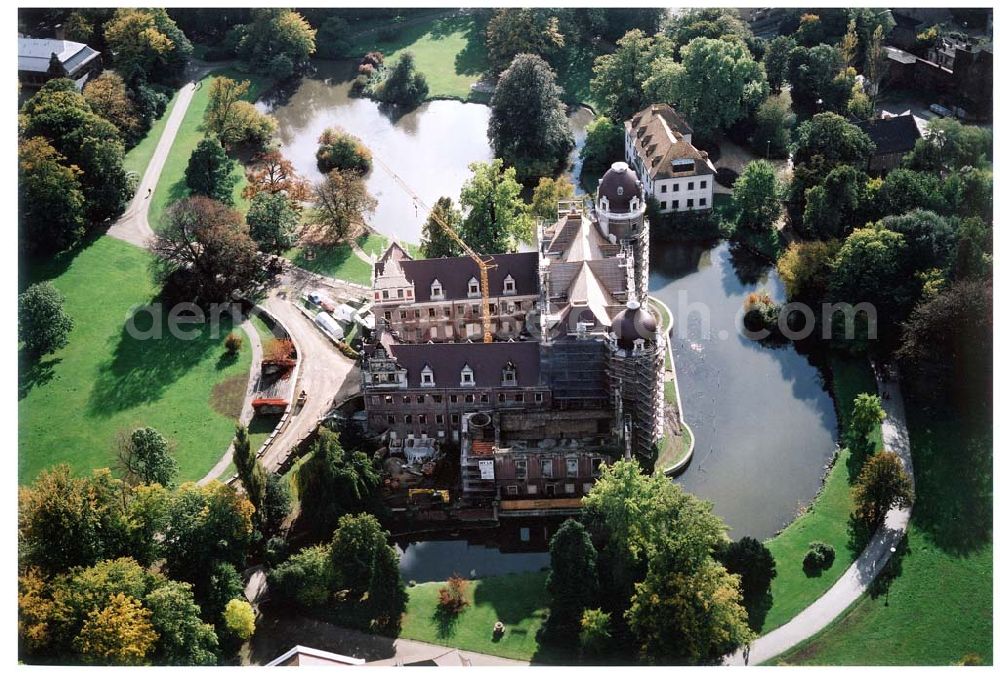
[724,365,913,666]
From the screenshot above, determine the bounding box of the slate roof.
[625,104,716,180]
[390,341,541,388]
[858,115,923,156]
[18,38,99,74]
[375,252,538,303]
[597,163,643,212]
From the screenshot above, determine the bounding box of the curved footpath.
[106,62,359,484]
[724,365,913,666]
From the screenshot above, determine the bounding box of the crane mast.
[371,154,496,343]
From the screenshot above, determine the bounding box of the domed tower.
[607,299,666,460]
[595,162,650,301]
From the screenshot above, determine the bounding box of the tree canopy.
[419,196,462,259]
[185,137,236,204]
[18,136,87,255]
[309,168,377,244]
[18,282,74,359]
[459,160,533,254]
[591,30,673,122]
[103,8,192,84]
[485,8,565,74]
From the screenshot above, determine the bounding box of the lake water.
[263,66,839,569]
[396,539,550,583]
[258,60,593,246]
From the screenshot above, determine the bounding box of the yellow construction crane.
[371,154,496,342]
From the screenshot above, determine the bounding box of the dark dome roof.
[612,301,658,350]
[598,162,643,213]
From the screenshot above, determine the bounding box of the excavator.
[371,154,497,343]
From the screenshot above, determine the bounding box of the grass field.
[148,69,272,232]
[123,90,180,178]
[18,237,251,485]
[755,356,881,634]
[774,395,993,665]
[347,14,488,101]
[400,571,559,662]
[287,232,423,285]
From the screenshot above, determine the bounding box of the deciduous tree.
[222,599,255,640]
[852,451,913,530]
[246,192,298,254]
[296,428,379,535]
[232,9,316,78]
[530,175,575,221]
[242,150,311,206]
[419,196,462,259]
[579,116,623,172]
[544,519,598,644]
[83,72,142,144]
[310,168,377,243]
[18,136,87,255]
[717,536,776,600]
[18,282,74,358]
[763,35,796,93]
[116,426,178,488]
[75,593,158,665]
[459,159,532,254]
[104,8,192,84]
[591,30,673,122]
[185,137,236,203]
[375,52,428,109]
[732,160,782,232]
[485,8,565,74]
[232,424,267,525]
[316,127,372,175]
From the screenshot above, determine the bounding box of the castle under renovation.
[362,158,677,515]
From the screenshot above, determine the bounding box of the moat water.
[263,64,840,571]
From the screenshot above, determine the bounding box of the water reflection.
[395,539,550,583]
[650,240,839,539]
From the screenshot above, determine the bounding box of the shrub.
[437,575,469,615]
[223,599,256,640]
[263,338,296,363]
[316,127,372,175]
[357,63,376,77]
[579,608,613,657]
[361,51,384,67]
[802,541,835,574]
[742,291,782,336]
[224,332,243,355]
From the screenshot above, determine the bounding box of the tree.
[310,168,377,243]
[485,8,565,74]
[897,279,992,396]
[375,52,428,109]
[152,197,270,304]
[829,226,913,331]
[530,175,575,221]
[849,393,884,456]
[752,94,792,158]
[64,11,95,43]
[103,8,192,84]
[904,118,992,173]
[242,150,311,206]
[18,467,136,575]
[864,25,887,107]
[246,192,298,254]
[83,72,142,144]
[852,451,913,530]
[328,513,407,635]
[717,537,776,601]
[877,169,946,218]
[544,519,598,644]
[878,210,957,274]
[459,160,532,254]
[315,16,352,59]
[802,165,863,239]
[793,112,873,168]
[942,167,993,222]
[315,127,372,175]
[764,35,796,93]
[840,18,860,69]
[419,196,462,259]
[222,599,255,640]
[579,608,613,657]
[232,424,267,525]
[627,559,752,663]
[201,562,244,627]
[437,575,470,615]
[143,579,219,665]
[160,482,255,588]
[645,37,767,135]
[579,116,623,172]
[75,593,158,665]
[269,544,333,609]
[116,427,178,488]
[18,136,87,255]
[732,160,782,232]
[776,240,841,303]
[296,429,380,535]
[18,282,74,358]
[488,54,574,180]
[203,77,276,149]
[185,137,236,204]
[232,9,316,78]
[591,30,673,122]
[787,44,842,115]
[664,8,751,51]
[262,473,290,537]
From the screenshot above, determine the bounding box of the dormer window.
[430,279,443,300]
[460,364,475,386]
[501,361,517,386]
[467,277,480,298]
[420,364,435,386]
[503,274,516,295]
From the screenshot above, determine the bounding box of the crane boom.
[370,154,496,342]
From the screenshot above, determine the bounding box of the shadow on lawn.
[18,351,61,400]
[86,298,237,416]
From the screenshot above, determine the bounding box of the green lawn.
[401,571,564,662]
[286,243,373,286]
[148,69,272,232]
[347,14,488,101]
[755,356,881,634]
[774,395,993,665]
[19,237,251,485]
[649,297,694,473]
[123,89,180,178]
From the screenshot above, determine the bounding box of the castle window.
[687,181,694,191]
[567,458,579,478]
[501,361,517,386]
[687,198,694,208]
[480,394,488,402]
[429,307,436,318]
[450,394,458,403]
[673,183,679,192]
[592,459,603,476]
[671,200,679,209]
[420,365,434,386]
[660,201,666,209]
[397,289,403,298]
[515,393,524,402]
[430,279,443,299]
[384,311,391,321]
[387,415,395,424]
[503,274,516,295]
[467,277,480,297]
[405,289,412,298]
[660,184,666,193]
[436,414,444,424]
[418,414,426,424]
[515,459,527,479]
[404,415,412,424]
[541,459,553,478]
[433,394,442,403]
[700,180,707,189]
[699,197,706,206]
[498,393,506,402]
[534,393,543,403]
[374,291,380,301]
[460,364,475,386]
[451,414,459,424]
[417,395,425,403]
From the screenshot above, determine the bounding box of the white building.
[18,37,101,88]
[624,104,717,213]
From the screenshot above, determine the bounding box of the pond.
[263,63,838,552]
[649,240,839,539]
[258,60,593,246]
